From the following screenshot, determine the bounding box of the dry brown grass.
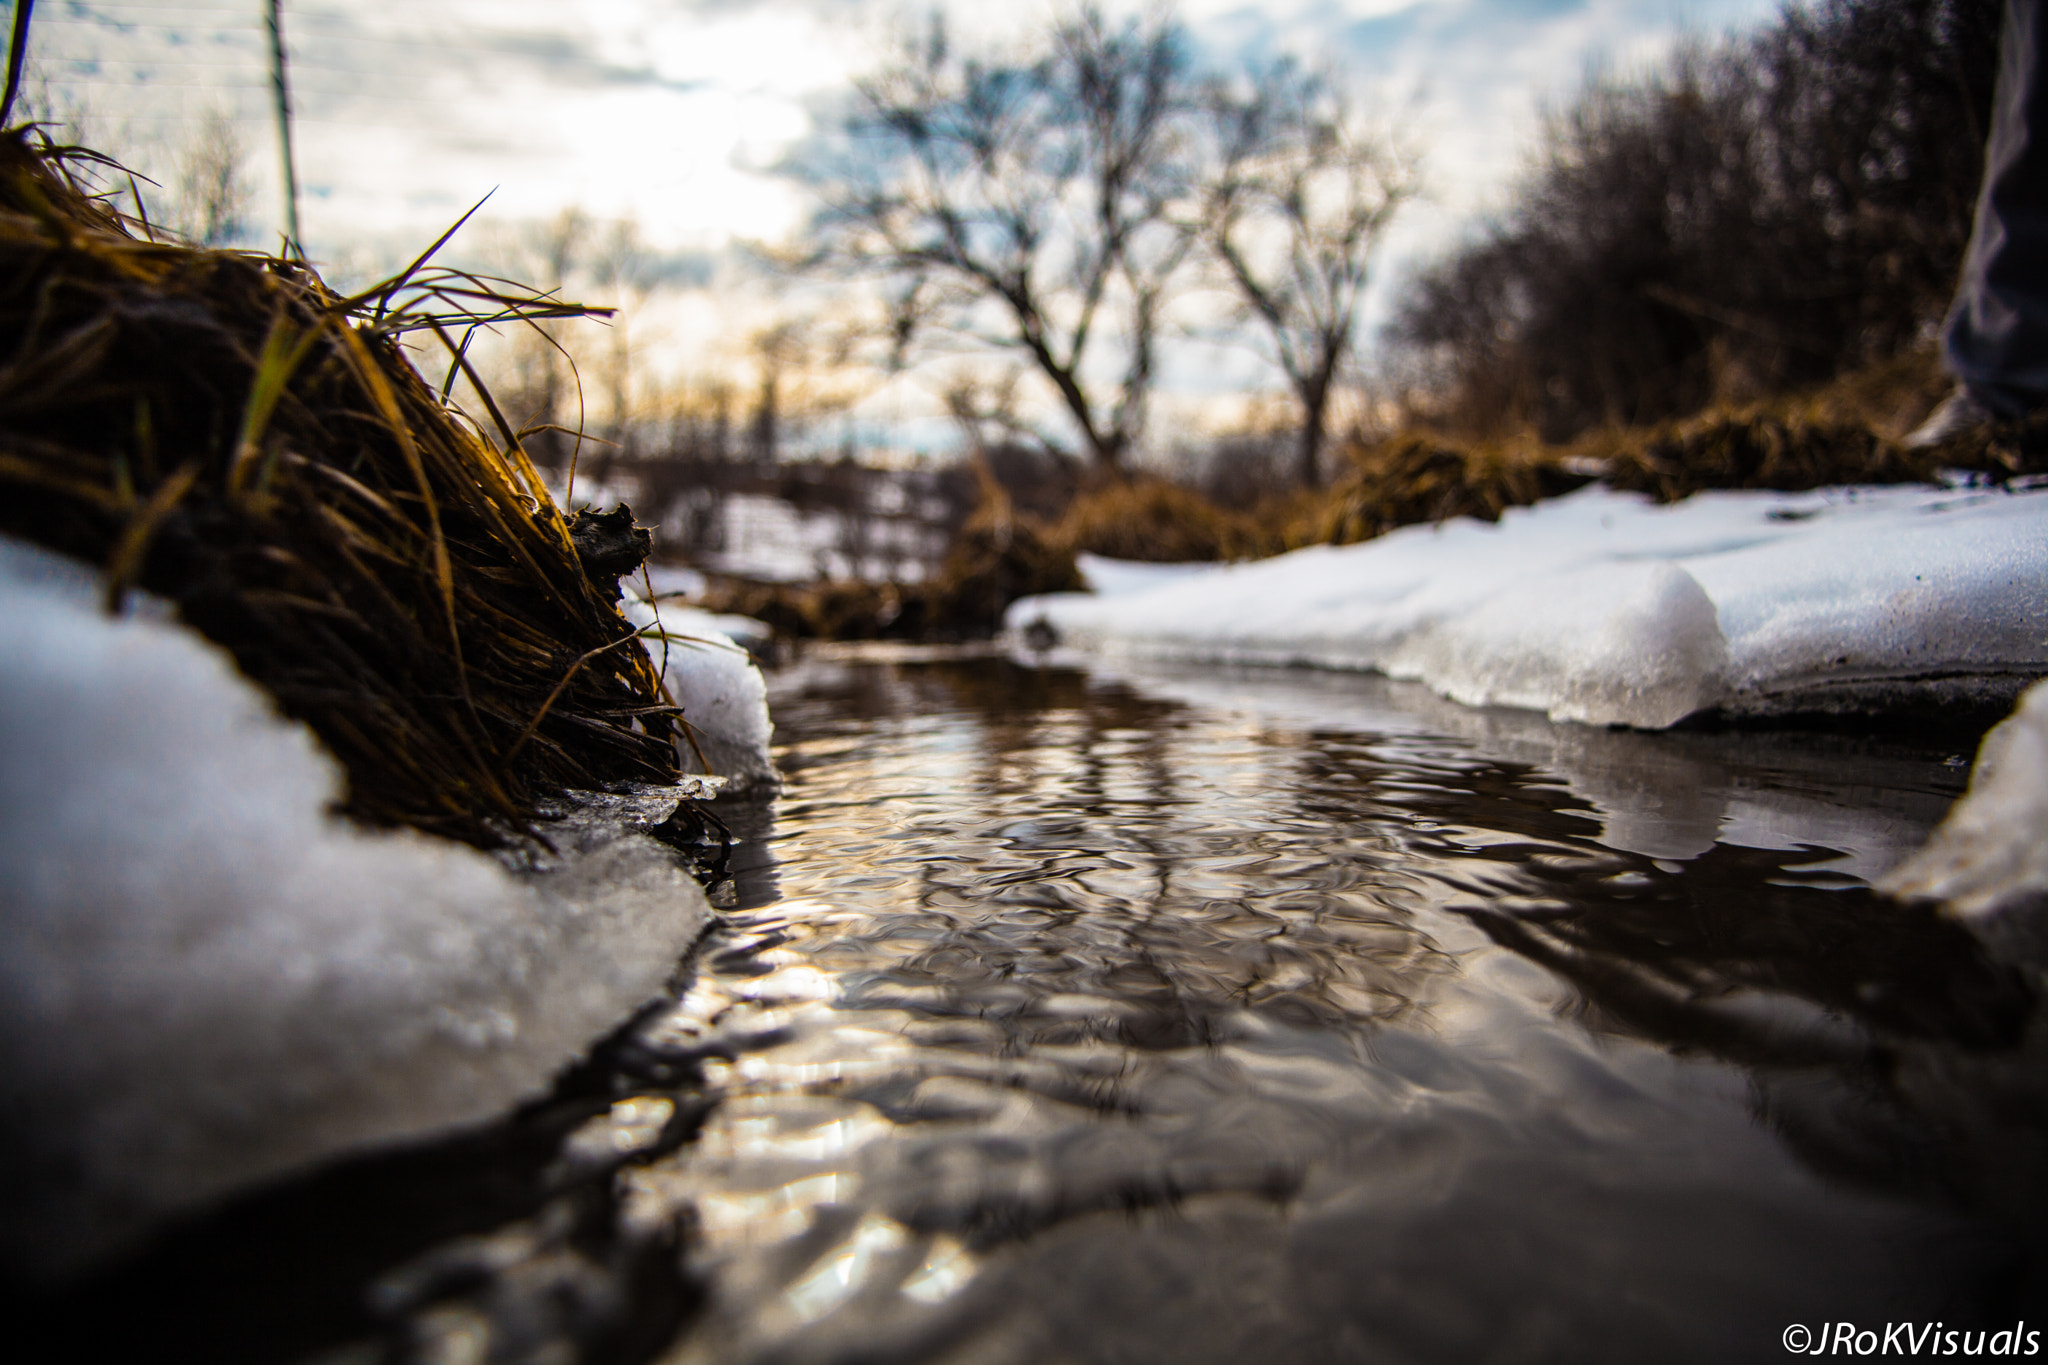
[935,484,1087,622]
[1582,350,2048,501]
[1775,348,1953,438]
[1588,412,1933,502]
[1049,474,1271,562]
[0,130,684,848]
[1288,432,1591,547]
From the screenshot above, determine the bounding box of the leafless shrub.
[1393,0,2000,441]
[170,106,251,247]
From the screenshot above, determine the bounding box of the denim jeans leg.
[1945,0,2048,416]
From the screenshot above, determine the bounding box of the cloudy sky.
[29,0,1786,443]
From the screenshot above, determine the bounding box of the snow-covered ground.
[643,563,710,600]
[697,492,941,585]
[0,537,755,1279]
[1010,481,2048,730]
[1074,552,1216,597]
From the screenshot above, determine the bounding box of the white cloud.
[32,0,1781,255]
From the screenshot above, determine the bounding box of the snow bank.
[624,594,778,792]
[1009,481,2048,729]
[0,539,714,1278]
[1074,552,1216,596]
[1880,678,2048,924]
[643,563,708,600]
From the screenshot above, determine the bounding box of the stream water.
[30,648,2048,1363]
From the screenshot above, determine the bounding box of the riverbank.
[1007,477,2048,731]
[0,130,779,1279]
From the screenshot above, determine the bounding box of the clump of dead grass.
[1924,410,2048,482]
[1590,411,1933,502]
[1581,351,2048,501]
[934,484,1086,623]
[1778,348,1952,438]
[1049,474,1269,562]
[1328,350,2046,521]
[0,129,684,849]
[1292,432,1591,547]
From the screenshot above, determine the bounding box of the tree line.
[74,0,1996,513]
[1391,0,2002,441]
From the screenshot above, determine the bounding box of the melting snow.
[1009,481,2048,729]
[1881,677,2048,925]
[0,537,715,1277]
[623,593,778,792]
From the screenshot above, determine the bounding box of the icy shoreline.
[0,539,745,1278]
[1009,481,2048,730]
[1881,677,2048,929]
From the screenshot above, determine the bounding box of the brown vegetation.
[0,131,684,848]
[1051,474,1268,562]
[1581,350,2048,500]
[1594,414,1925,502]
[1298,434,1591,546]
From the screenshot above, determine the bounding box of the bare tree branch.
[801,5,1199,473]
[1200,62,1417,486]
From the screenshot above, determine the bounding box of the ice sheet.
[1880,678,2048,925]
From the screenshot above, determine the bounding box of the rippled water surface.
[36,650,2048,1363]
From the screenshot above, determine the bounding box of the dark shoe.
[1904,388,1997,449]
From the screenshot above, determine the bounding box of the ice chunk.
[0,538,712,1278]
[1392,562,1728,728]
[1008,482,2048,729]
[1879,679,2048,924]
[624,594,778,793]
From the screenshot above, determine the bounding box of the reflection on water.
[624,653,2043,1365]
[25,651,2048,1363]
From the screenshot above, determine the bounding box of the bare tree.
[584,217,657,492]
[11,84,251,247]
[1392,0,1999,442]
[1201,65,1416,487]
[938,365,1028,457]
[805,5,1200,473]
[171,106,252,247]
